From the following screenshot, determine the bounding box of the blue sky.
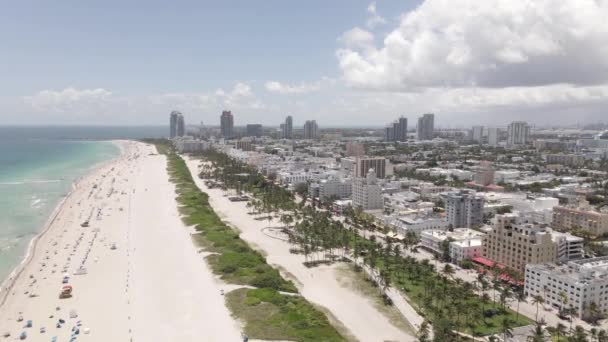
[1,0,415,95]
[2,0,608,127]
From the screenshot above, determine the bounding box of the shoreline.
[0,140,124,308]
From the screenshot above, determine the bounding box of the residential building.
[472,125,484,143]
[174,138,209,153]
[483,214,556,272]
[169,110,185,138]
[391,217,449,236]
[303,120,318,139]
[417,113,435,140]
[420,228,484,262]
[546,153,585,167]
[354,157,388,179]
[246,124,262,137]
[553,206,608,236]
[284,116,293,139]
[345,142,365,157]
[220,110,234,139]
[396,116,408,141]
[488,127,500,146]
[525,257,608,317]
[236,140,254,151]
[473,161,495,186]
[445,190,484,228]
[352,169,383,210]
[384,126,394,142]
[308,177,352,200]
[507,121,530,147]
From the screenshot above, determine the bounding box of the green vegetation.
[143,139,345,341]
[226,288,344,342]
[196,147,535,338]
[157,141,295,292]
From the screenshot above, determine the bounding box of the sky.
[1,0,608,128]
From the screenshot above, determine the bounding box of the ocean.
[0,126,165,282]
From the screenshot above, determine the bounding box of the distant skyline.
[2,0,608,126]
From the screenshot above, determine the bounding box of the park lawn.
[226,288,345,342]
[393,267,533,336]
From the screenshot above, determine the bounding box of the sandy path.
[184,156,417,342]
[0,142,241,342]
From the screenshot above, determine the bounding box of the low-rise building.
[308,177,352,200]
[553,206,608,236]
[391,216,449,236]
[420,228,484,262]
[525,257,608,317]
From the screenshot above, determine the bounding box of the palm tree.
[526,322,547,342]
[515,288,527,321]
[501,317,514,341]
[598,329,608,342]
[554,323,567,341]
[531,295,545,323]
[571,325,588,342]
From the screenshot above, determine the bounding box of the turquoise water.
[0,133,121,282]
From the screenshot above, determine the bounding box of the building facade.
[354,157,388,179]
[488,127,500,146]
[416,113,435,141]
[525,257,608,317]
[283,116,293,139]
[473,161,495,186]
[445,190,484,228]
[482,214,558,272]
[169,110,185,138]
[472,125,484,143]
[553,206,608,236]
[303,120,318,139]
[308,177,352,200]
[352,169,383,210]
[220,110,234,139]
[507,121,530,147]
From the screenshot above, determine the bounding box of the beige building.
[482,214,558,272]
[553,206,608,236]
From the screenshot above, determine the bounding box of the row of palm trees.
[194,149,606,341]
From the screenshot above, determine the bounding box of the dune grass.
[226,288,345,342]
[144,139,345,341]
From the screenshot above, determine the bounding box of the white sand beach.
[184,156,418,342]
[0,142,241,341]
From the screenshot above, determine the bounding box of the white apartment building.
[352,169,383,210]
[308,177,352,200]
[525,257,608,317]
[174,139,210,153]
[278,172,311,187]
[420,228,484,262]
[391,216,449,236]
[494,170,520,183]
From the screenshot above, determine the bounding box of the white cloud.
[265,81,321,95]
[366,1,387,28]
[338,0,608,91]
[264,77,336,95]
[25,87,112,112]
[339,27,375,51]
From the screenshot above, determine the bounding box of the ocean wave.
[0,179,62,186]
